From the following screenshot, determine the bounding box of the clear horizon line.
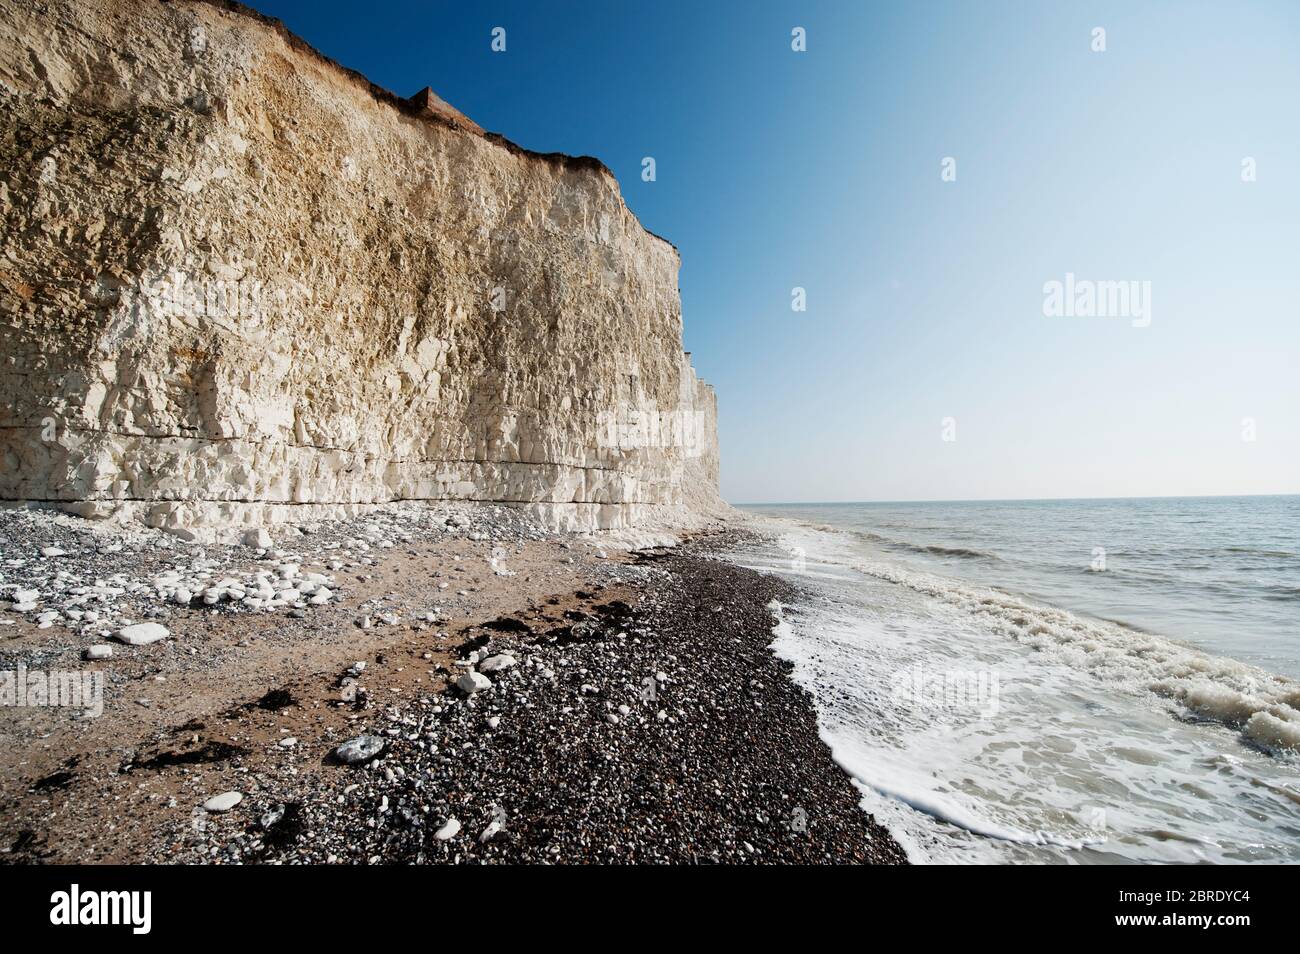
[731,491,1300,507]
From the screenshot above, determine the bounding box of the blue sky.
[250,0,1300,503]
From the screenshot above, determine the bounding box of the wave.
[1224,547,1297,558]
[845,528,1000,562]
[917,544,1000,560]
[833,757,1103,849]
[850,559,1300,754]
[744,511,1300,862]
[768,600,1106,853]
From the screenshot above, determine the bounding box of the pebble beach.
[0,504,905,865]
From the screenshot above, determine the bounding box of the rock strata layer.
[0,0,722,537]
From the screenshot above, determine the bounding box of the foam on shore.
[739,512,1300,863]
[851,558,1300,753]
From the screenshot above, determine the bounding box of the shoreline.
[736,506,1300,864]
[0,507,905,864]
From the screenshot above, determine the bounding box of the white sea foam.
[1246,710,1300,750]
[740,513,1300,863]
[768,598,1103,850]
[851,558,1300,753]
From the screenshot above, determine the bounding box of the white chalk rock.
[242,528,273,548]
[435,818,461,841]
[456,671,492,694]
[0,2,723,542]
[479,653,517,673]
[335,735,385,764]
[115,622,170,645]
[203,791,243,812]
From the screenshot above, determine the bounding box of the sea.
[732,496,1300,864]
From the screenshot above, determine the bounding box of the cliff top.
[174,0,679,253]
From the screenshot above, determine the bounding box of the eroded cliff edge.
[0,0,724,536]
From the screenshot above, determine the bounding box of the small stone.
[260,805,286,828]
[114,622,170,645]
[278,737,297,748]
[243,528,273,549]
[456,671,492,694]
[479,653,517,673]
[335,735,385,765]
[83,645,113,660]
[434,817,461,841]
[203,791,242,813]
[40,546,67,557]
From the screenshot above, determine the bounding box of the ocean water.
[732,497,1300,864]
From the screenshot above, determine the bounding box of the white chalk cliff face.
[0,0,722,536]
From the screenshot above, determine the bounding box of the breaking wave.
[739,501,1300,862]
[852,558,1300,753]
[844,529,1000,562]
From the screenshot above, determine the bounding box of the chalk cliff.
[0,0,722,537]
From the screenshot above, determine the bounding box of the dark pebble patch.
[196,541,907,865]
